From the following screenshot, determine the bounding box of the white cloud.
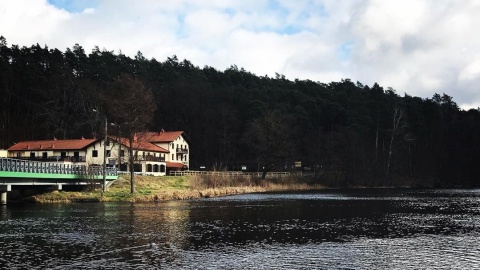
[1,0,480,109]
[82,8,95,14]
[344,0,480,108]
[459,59,480,82]
[0,0,70,44]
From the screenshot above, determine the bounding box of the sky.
[1,0,480,110]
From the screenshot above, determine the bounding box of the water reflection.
[0,205,10,220]
[1,189,480,269]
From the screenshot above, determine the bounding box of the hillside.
[1,37,480,187]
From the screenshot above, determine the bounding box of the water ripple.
[2,189,480,269]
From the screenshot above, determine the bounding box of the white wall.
[85,139,167,176]
[8,149,88,160]
[154,134,190,168]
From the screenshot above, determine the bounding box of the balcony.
[20,156,86,163]
[142,155,165,162]
[176,148,188,154]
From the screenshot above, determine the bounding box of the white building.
[143,130,191,171]
[6,136,170,176]
[108,136,168,176]
[7,138,98,164]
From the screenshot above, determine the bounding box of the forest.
[1,36,479,187]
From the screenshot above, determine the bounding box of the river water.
[1,189,480,269]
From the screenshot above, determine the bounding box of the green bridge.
[0,158,118,204]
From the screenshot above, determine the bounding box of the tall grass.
[189,173,255,189]
[30,173,325,203]
[189,173,325,191]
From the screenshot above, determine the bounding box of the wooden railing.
[141,155,165,162]
[17,156,86,162]
[169,170,293,178]
[176,148,189,154]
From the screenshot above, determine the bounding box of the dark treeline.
[1,36,480,187]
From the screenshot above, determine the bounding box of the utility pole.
[103,116,107,193]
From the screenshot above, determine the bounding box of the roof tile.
[146,131,184,143]
[8,139,97,151]
[111,137,169,153]
[166,162,187,168]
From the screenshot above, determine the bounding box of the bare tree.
[243,110,294,179]
[104,74,156,193]
[386,105,407,177]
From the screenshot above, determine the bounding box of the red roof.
[111,136,169,153]
[166,162,187,168]
[8,139,97,151]
[146,131,185,143]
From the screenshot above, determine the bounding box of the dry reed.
[31,173,324,203]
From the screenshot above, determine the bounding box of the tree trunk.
[386,132,394,177]
[129,136,135,194]
[386,106,405,179]
[261,167,267,179]
[261,164,272,179]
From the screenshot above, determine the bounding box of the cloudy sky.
[1,0,479,109]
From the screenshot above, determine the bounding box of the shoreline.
[21,174,328,204]
[16,174,470,204]
[28,184,327,204]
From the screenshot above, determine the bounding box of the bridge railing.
[0,158,117,176]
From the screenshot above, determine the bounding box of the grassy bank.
[31,174,325,203]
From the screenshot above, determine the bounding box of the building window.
[133,164,142,172]
[172,154,174,160]
[16,152,21,158]
[106,150,111,157]
[61,152,66,158]
[120,150,125,157]
[92,150,98,157]
[30,152,35,158]
[42,152,47,159]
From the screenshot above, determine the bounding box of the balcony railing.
[176,148,188,154]
[140,155,165,162]
[16,156,86,162]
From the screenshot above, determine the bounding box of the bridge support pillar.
[0,185,11,205]
[1,192,6,205]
